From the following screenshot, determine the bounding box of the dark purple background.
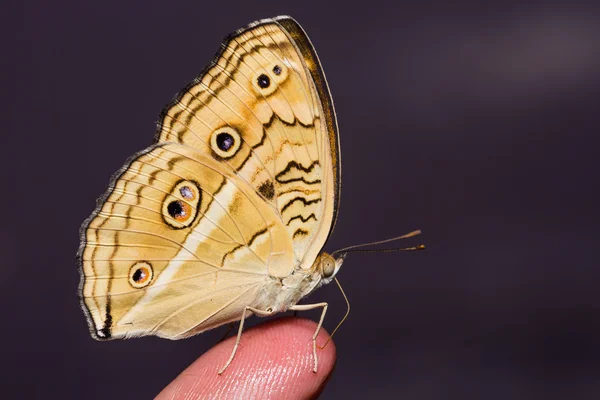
[2,1,599,398]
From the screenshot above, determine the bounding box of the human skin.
[156,317,336,399]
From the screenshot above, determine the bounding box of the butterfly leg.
[288,302,328,373]
[218,306,273,375]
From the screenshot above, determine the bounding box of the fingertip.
[157,317,336,399]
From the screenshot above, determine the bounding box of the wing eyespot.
[167,200,191,221]
[210,126,242,159]
[162,180,202,229]
[270,63,289,85]
[179,185,196,200]
[257,74,270,88]
[129,262,154,288]
[252,63,288,96]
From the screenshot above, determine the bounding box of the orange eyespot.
[167,200,192,222]
[129,262,153,288]
[162,180,202,229]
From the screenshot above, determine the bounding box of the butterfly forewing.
[155,17,339,266]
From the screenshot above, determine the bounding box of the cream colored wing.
[155,16,341,270]
[79,143,294,339]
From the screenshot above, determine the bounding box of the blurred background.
[2,0,599,398]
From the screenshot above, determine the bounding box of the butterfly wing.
[79,16,341,340]
[155,16,340,270]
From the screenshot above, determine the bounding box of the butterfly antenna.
[331,230,425,257]
[319,277,350,349]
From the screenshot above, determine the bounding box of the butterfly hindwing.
[79,143,294,339]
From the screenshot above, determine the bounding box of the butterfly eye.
[129,262,153,288]
[321,257,336,278]
[210,127,241,159]
[162,180,202,229]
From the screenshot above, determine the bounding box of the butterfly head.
[317,252,344,284]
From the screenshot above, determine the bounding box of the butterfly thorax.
[253,252,343,313]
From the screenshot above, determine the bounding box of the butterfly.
[78,15,422,374]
